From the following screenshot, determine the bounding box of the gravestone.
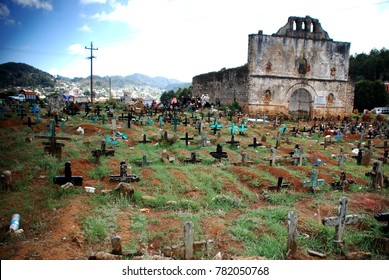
[109,161,140,183]
[53,161,83,186]
[322,197,359,244]
[234,151,254,166]
[210,119,222,135]
[338,148,346,166]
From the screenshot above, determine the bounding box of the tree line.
[350,48,389,112]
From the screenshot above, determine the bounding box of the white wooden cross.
[322,197,359,243]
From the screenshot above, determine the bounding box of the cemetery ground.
[0,106,389,260]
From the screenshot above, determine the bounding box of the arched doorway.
[289,88,311,118]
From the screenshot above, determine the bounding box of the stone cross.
[322,197,359,243]
[287,211,297,258]
[53,161,83,186]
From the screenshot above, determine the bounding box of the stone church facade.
[192,16,354,117]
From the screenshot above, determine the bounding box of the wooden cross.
[267,176,290,191]
[17,106,27,119]
[275,131,281,149]
[53,161,83,186]
[184,221,194,260]
[322,197,359,243]
[109,161,140,183]
[210,144,228,161]
[302,169,326,194]
[210,119,222,135]
[171,117,181,132]
[23,116,36,129]
[226,135,240,146]
[287,211,297,258]
[182,116,190,126]
[184,152,202,163]
[139,134,151,144]
[91,140,115,161]
[180,132,194,146]
[36,120,71,157]
[248,137,262,148]
[135,155,152,167]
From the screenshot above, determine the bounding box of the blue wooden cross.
[228,121,238,135]
[302,169,326,194]
[210,119,222,135]
[237,120,248,135]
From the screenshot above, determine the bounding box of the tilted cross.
[322,196,359,243]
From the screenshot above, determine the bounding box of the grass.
[1,108,389,260]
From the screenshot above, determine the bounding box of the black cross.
[91,140,115,161]
[127,112,135,128]
[226,135,240,146]
[210,144,228,161]
[23,117,36,128]
[180,132,194,146]
[184,152,202,163]
[139,134,151,144]
[248,137,262,148]
[109,161,140,183]
[53,161,83,186]
[182,116,190,126]
[268,177,290,192]
[118,112,128,121]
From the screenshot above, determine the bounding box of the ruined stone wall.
[246,27,353,117]
[247,75,353,117]
[191,16,354,117]
[192,65,248,107]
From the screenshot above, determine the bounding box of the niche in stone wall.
[327,93,334,104]
[298,58,310,74]
[263,90,272,104]
[330,67,336,77]
[265,61,272,72]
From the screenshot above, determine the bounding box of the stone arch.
[285,83,316,117]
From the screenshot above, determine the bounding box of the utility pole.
[85,42,98,105]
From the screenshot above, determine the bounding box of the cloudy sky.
[1,0,388,82]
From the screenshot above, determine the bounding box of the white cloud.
[67,44,85,55]
[0,3,10,18]
[80,0,106,4]
[59,0,389,81]
[77,24,91,32]
[12,0,53,11]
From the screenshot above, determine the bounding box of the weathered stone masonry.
[192,16,354,117]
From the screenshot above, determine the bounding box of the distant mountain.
[59,73,190,90]
[0,62,55,88]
